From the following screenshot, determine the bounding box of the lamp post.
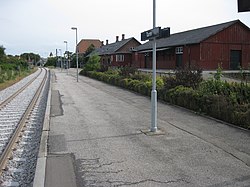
[71,27,79,82]
[141,0,168,133]
[64,41,68,74]
[151,0,157,132]
[58,49,62,71]
[56,49,58,68]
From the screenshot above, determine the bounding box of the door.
[144,53,150,68]
[230,50,242,70]
[176,54,183,68]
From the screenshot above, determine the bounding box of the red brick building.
[134,20,250,70]
[77,39,102,55]
[94,35,141,67]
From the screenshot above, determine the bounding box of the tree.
[70,53,84,68]
[20,53,41,63]
[85,44,95,57]
[0,46,6,61]
[83,44,96,65]
[45,57,57,67]
[83,53,100,72]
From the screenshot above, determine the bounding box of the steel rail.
[0,68,42,110]
[0,68,48,175]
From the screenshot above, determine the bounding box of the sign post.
[141,1,170,133]
[238,0,250,12]
[151,0,157,132]
[141,0,159,132]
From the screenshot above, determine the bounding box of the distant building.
[94,34,141,67]
[134,20,250,70]
[76,39,102,55]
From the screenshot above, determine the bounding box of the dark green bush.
[130,72,151,81]
[119,66,137,77]
[82,54,101,72]
[199,79,250,105]
[163,66,203,90]
[81,68,250,129]
[166,86,200,111]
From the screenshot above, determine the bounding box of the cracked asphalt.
[46,69,250,187]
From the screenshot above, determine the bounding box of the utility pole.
[151,0,157,132]
[64,41,68,74]
[71,27,79,82]
[59,49,62,71]
[141,0,166,133]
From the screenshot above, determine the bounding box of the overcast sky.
[0,0,249,57]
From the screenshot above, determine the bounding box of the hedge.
[80,70,250,129]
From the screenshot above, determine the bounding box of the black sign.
[238,0,250,12]
[141,27,161,41]
[158,27,170,39]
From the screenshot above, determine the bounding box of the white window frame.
[175,47,183,54]
[116,54,125,62]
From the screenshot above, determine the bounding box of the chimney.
[101,41,104,46]
[106,40,109,45]
[122,34,125,40]
[116,36,119,42]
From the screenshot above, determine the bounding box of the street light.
[58,49,62,71]
[64,40,68,74]
[71,27,79,82]
[151,0,157,132]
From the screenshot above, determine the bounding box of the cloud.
[0,0,249,56]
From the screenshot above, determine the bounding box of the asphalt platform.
[34,68,250,187]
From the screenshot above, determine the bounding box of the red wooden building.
[134,20,250,70]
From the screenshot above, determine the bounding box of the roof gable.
[136,20,247,51]
[94,38,140,55]
[77,39,102,54]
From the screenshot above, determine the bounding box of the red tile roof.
[77,39,102,54]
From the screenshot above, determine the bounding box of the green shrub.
[163,66,203,90]
[214,63,223,81]
[130,72,151,81]
[108,74,120,85]
[156,77,164,90]
[198,79,250,105]
[136,82,150,95]
[119,78,130,88]
[81,66,250,129]
[82,54,101,72]
[119,66,137,77]
[166,86,200,110]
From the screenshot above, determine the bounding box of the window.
[175,47,183,54]
[116,55,125,62]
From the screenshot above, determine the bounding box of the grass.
[0,68,38,91]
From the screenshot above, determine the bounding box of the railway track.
[0,68,50,186]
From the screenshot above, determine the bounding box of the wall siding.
[132,22,250,70]
[201,22,250,69]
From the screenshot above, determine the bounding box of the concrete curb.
[33,70,51,187]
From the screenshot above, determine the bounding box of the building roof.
[93,37,138,55]
[77,39,102,54]
[136,20,247,51]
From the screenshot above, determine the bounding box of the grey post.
[71,27,79,82]
[59,49,62,72]
[151,0,157,132]
[64,41,68,74]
